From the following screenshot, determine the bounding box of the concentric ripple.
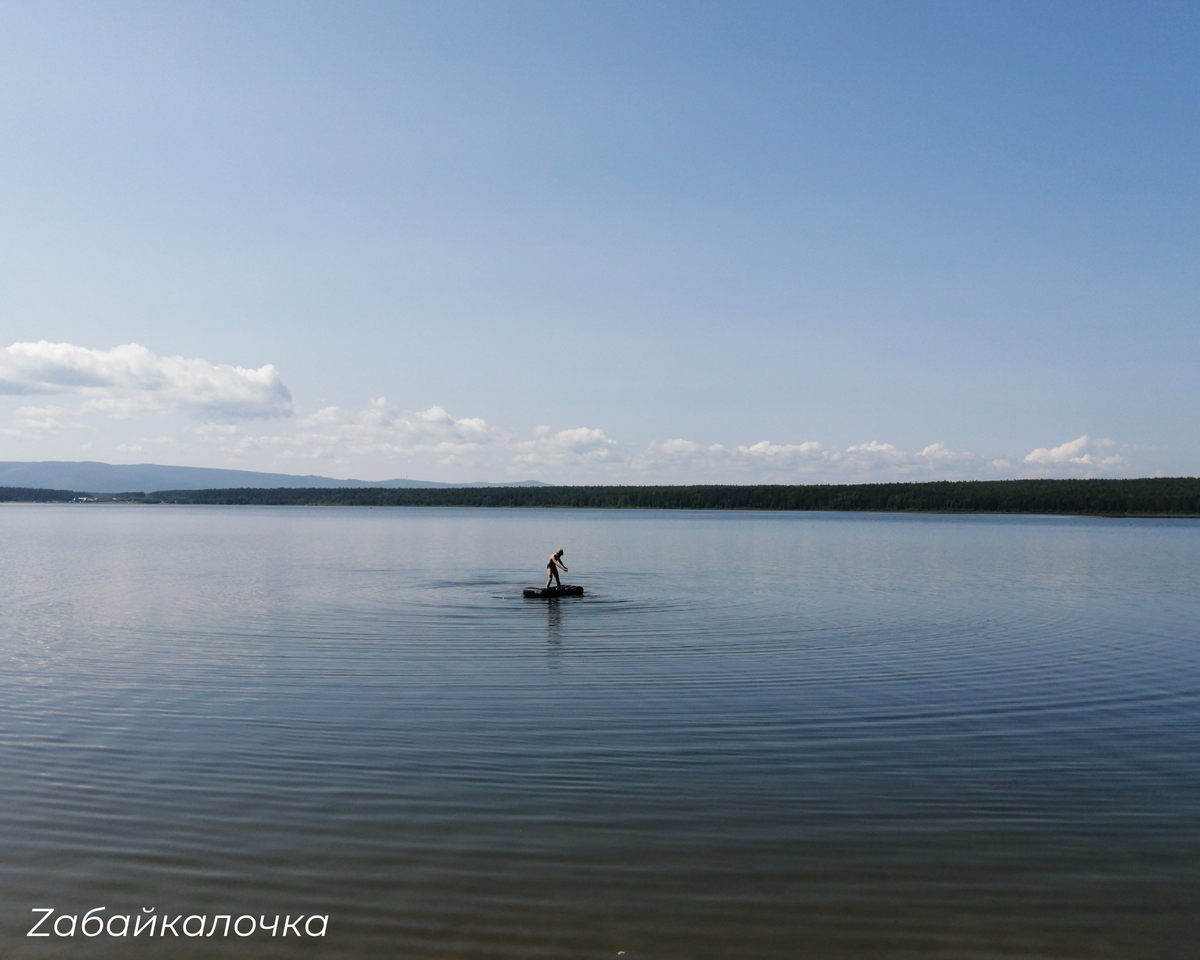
[1,505,1198,960]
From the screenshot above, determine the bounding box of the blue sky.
[0,1,1196,482]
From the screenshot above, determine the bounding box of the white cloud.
[828,440,983,473]
[197,403,619,477]
[630,433,1136,482]
[512,425,618,467]
[190,420,1137,481]
[0,347,1138,482]
[0,404,83,440]
[1023,435,1125,467]
[737,439,825,460]
[0,342,292,420]
[635,436,986,479]
[211,400,508,467]
[654,438,709,456]
[636,438,822,474]
[298,401,497,452]
[117,436,172,454]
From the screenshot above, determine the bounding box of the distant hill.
[0,461,546,494]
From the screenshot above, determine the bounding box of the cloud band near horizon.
[0,342,1138,482]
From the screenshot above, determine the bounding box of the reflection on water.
[1,505,1198,959]
[544,598,565,667]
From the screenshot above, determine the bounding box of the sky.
[0,0,1196,484]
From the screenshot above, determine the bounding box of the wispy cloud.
[0,342,292,420]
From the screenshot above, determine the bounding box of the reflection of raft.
[524,585,584,598]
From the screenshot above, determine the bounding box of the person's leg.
[551,565,561,587]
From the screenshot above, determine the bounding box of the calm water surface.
[1,505,1197,959]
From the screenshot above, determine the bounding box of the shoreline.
[4,477,1200,517]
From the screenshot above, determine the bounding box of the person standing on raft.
[546,549,568,589]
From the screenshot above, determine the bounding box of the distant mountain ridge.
[0,461,546,493]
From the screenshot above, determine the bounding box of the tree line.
[4,478,1198,515]
[137,478,1200,515]
[0,486,91,502]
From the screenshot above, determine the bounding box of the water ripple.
[1,506,1197,959]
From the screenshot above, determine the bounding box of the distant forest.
[5,478,1199,515]
[0,486,89,502]
[140,478,1200,515]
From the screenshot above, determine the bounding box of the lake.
[1,505,1197,958]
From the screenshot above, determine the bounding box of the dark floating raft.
[523,585,584,598]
